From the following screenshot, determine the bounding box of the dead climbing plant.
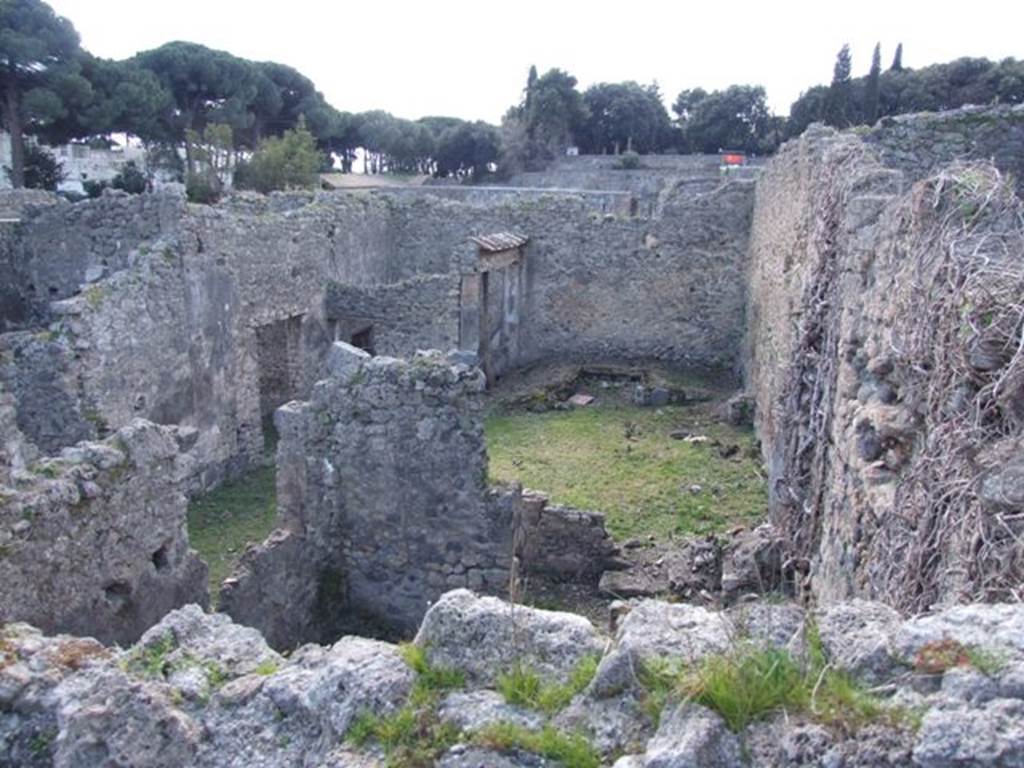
[776,140,867,573]
[880,163,1024,610]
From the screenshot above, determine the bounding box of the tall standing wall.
[747,108,1024,610]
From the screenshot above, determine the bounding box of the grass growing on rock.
[486,401,766,539]
[637,625,920,734]
[473,723,601,768]
[496,654,600,714]
[186,464,278,602]
[345,644,467,767]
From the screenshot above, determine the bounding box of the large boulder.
[414,589,604,685]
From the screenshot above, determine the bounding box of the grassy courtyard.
[186,464,278,602]
[485,402,767,540]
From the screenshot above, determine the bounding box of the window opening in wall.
[350,326,375,355]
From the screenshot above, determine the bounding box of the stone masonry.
[0,419,208,645]
[220,343,620,648]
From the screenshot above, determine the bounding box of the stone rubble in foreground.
[3,589,1023,767]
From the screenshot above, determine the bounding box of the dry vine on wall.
[883,164,1024,610]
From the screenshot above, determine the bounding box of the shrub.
[234,119,322,194]
[614,150,642,170]
[112,161,147,194]
[83,179,108,198]
[15,145,65,190]
[186,171,222,205]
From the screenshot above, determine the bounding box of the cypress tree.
[525,65,538,139]
[890,43,904,72]
[864,43,882,124]
[823,44,853,128]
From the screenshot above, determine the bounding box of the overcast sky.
[45,0,1022,122]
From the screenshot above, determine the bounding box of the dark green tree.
[37,55,171,144]
[0,0,81,186]
[674,85,773,153]
[891,43,904,72]
[581,81,672,154]
[14,142,63,189]
[435,120,499,180]
[525,68,588,149]
[864,43,882,124]
[253,61,335,144]
[132,42,266,167]
[524,64,538,138]
[823,44,853,128]
[785,85,829,138]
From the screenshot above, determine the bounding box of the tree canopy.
[7,1,1024,190]
[673,85,775,154]
[0,0,81,186]
[580,82,673,154]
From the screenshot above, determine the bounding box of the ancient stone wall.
[0,171,754,490]
[0,190,184,332]
[864,104,1024,196]
[746,107,1024,610]
[386,185,633,215]
[0,331,96,455]
[220,345,514,646]
[220,344,621,648]
[1,192,400,489]
[387,182,755,372]
[324,274,461,358]
[0,419,207,644]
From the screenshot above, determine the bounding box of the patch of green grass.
[639,625,918,734]
[399,643,465,705]
[637,657,686,725]
[187,464,278,602]
[123,633,176,679]
[254,659,279,676]
[346,643,467,766]
[83,284,105,309]
[965,646,1007,677]
[346,705,461,768]
[485,402,766,540]
[473,722,601,768]
[496,655,599,715]
[683,645,805,731]
[29,729,56,757]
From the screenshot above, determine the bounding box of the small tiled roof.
[470,232,529,252]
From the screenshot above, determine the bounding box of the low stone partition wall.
[517,489,618,581]
[0,419,208,644]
